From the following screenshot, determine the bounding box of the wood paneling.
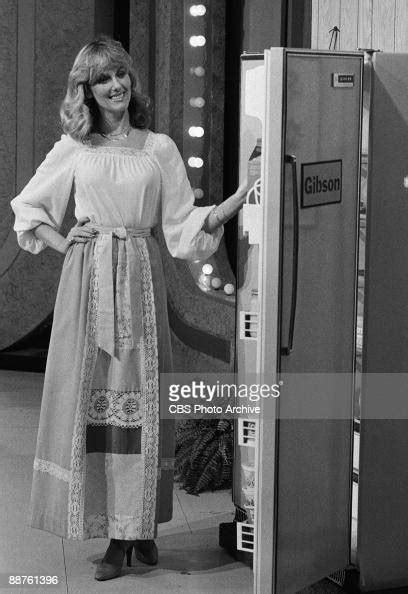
[312,0,408,52]
[358,0,373,49]
[317,0,341,49]
[340,0,359,50]
[372,0,395,51]
[311,0,319,48]
[395,0,408,51]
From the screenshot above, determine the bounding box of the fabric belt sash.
[93,225,151,358]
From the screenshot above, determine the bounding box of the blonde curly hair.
[60,36,151,142]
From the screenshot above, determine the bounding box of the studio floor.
[0,369,353,594]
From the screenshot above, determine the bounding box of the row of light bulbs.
[189,4,231,280]
[189,4,233,283]
[188,5,206,183]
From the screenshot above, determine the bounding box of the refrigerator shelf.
[237,418,258,447]
[239,311,259,340]
[237,522,255,553]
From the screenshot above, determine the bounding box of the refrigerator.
[357,52,408,592]
[235,48,363,593]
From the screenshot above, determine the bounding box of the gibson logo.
[304,175,341,194]
[301,160,342,208]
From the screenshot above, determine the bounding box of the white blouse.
[11,131,223,260]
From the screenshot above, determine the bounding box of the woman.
[11,37,247,581]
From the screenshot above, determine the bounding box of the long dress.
[10,130,223,540]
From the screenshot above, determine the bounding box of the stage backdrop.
[0,0,235,375]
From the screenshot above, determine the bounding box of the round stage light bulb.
[188,157,204,168]
[211,277,222,289]
[189,66,205,77]
[188,126,204,138]
[224,283,235,295]
[194,188,204,199]
[190,4,206,17]
[189,35,206,47]
[189,97,206,108]
[202,263,213,275]
[194,66,205,77]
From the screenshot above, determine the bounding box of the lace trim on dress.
[66,236,160,540]
[83,512,145,540]
[139,238,160,538]
[33,457,71,483]
[67,242,100,540]
[114,257,133,348]
[83,146,150,156]
[83,131,154,157]
[87,388,144,427]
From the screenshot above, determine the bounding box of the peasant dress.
[10,130,223,540]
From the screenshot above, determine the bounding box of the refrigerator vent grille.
[238,418,258,447]
[239,311,258,340]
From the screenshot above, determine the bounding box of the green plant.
[175,419,233,494]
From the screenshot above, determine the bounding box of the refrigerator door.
[358,52,408,592]
[257,49,362,594]
[234,54,264,514]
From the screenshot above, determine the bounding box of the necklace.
[100,126,132,141]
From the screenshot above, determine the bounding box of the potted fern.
[175,419,233,494]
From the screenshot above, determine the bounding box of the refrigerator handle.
[282,154,299,356]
